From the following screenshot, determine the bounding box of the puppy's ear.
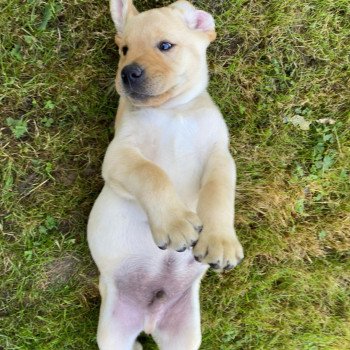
[110,0,139,34]
[170,1,216,42]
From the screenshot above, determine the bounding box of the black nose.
[121,64,144,86]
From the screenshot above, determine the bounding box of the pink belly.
[113,251,205,333]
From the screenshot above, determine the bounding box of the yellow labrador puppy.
[88,1,244,349]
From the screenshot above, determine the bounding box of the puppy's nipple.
[155,289,165,299]
[149,289,166,306]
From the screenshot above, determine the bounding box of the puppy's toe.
[150,209,202,252]
[193,230,244,271]
[185,211,203,233]
[168,224,196,251]
[176,245,187,252]
[168,215,201,251]
[192,237,209,262]
[204,244,225,269]
[152,231,170,250]
[209,261,221,270]
[225,238,244,267]
[157,243,168,250]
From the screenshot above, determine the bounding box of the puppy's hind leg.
[152,280,202,350]
[97,276,143,350]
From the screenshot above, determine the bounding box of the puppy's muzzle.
[121,64,145,93]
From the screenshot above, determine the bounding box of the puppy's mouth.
[126,88,155,101]
[116,69,187,107]
[120,82,179,106]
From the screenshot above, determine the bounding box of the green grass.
[1,0,349,349]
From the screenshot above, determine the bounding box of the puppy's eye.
[122,46,128,55]
[158,42,173,52]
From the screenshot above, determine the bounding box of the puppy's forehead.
[123,8,189,44]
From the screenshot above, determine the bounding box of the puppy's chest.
[134,111,210,168]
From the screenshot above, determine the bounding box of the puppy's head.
[110,0,216,107]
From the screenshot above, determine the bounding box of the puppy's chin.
[128,90,175,107]
[116,82,177,107]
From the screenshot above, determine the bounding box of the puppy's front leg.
[102,142,202,251]
[194,145,243,270]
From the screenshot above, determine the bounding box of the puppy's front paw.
[193,228,243,271]
[150,208,203,252]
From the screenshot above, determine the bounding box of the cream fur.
[88,1,243,349]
